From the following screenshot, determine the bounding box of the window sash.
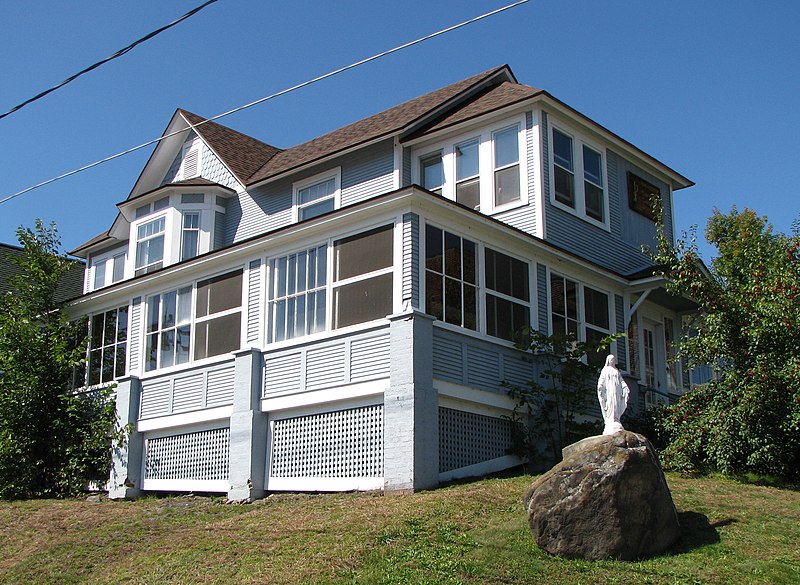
[425,225,477,330]
[269,245,328,343]
[87,306,128,385]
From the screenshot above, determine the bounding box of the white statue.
[597,354,630,435]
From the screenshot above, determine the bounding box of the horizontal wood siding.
[350,333,391,382]
[129,297,142,372]
[402,212,420,309]
[615,294,627,370]
[139,362,235,419]
[226,180,293,246]
[264,352,303,395]
[306,345,346,389]
[340,141,394,206]
[536,264,549,333]
[246,259,262,345]
[206,365,235,406]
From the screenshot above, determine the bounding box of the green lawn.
[0,473,797,584]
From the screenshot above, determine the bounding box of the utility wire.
[0,0,220,121]
[0,0,531,206]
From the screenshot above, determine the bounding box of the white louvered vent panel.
[350,333,390,382]
[182,149,199,179]
[439,408,513,473]
[432,336,464,382]
[206,365,235,406]
[140,379,171,419]
[270,405,383,478]
[305,344,345,389]
[264,352,302,396]
[171,373,204,412]
[145,427,230,481]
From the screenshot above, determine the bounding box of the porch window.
[485,247,529,341]
[145,286,192,371]
[550,274,578,336]
[425,225,477,330]
[268,245,328,342]
[194,270,243,360]
[332,225,394,328]
[583,285,610,366]
[88,306,128,385]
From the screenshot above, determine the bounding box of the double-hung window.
[551,126,607,225]
[295,171,339,221]
[268,245,327,342]
[455,138,481,210]
[425,225,477,330]
[485,248,529,341]
[145,287,192,371]
[181,212,200,261]
[421,153,444,195]
[135,216,166,276]
[493,126,521,207]
[88,306,128,385]
[550,274,610,364]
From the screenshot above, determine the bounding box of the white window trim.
[549,121,610,231]
[88,248,128,292]
[412,115,529,215]
[292,167,342,223]
[132,213,168,276]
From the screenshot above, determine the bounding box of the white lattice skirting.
[268,404,384,491]
[142,426,230,492]
[439,407,515,474]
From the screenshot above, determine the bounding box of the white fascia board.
[262,380,385,417]
[137,406,233,433]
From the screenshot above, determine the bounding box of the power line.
[0,0,531,206]
[0,0,220,122]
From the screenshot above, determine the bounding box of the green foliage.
[504,328,619,464]
[0,220,119,499]
[651,207,800,480]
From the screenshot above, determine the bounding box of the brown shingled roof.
[179,110,282,182]
[246,66,512,185]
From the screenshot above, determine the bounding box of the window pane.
[176,326,191,365]
[112,254,125,282]
[583,145,602,185]
[494,126,519,168]
[333,272,393,329]
[102,346,115,382]
[91,314,104,348]
[196,270,243,318]
[89,348,102,385]
[93,261,106,289]
[456,178,480,210]
[443,231,461,279]
[314,290,326,332]
[455,139,479,180]
[550,276,565,315]
[566,280,578,320]
[299,198,335,221]
[161,291,177,328]
[116,306,129,342]
[463,283,477,330]
[495,165,520,206]
[553,129,573,171]
[486,249,529,301]
[334,225,393,280]
[182,230,199,261]
[183,213,200,229]
[463,239,476,285]
[194,313,241,360]
[104,309,117,345]
[585,182,604,222]
[584,287,609,330]
[160,330,175,368]
[115,343,127,378]
[425,271,443,321]
[421,154,444,193]
[177,287,192,325]
[554,166,575,207]
[145,333,158,371]
[487,294,530,341]
[299,178,335,204]
[444,277,462,326]
[425,225,443,273]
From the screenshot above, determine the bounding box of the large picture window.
[425,225,477,330]
[88,307,128,385]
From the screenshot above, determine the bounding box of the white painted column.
[384,310,438,492]
[227,348,268,501]
[108,375,143,499]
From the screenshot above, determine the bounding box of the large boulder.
[523,431,680,560]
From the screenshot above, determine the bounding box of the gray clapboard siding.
[246,260,262,345]
[139,363,235,419]
[129,297,142,372]
[340,141,394,206]
[402,213,420,309]
[350,334,391,381]
[615,294,627,370]
[536,263,549,334]
[306,344,347,389]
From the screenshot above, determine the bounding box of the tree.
[0,221,118,498]
[505,328,619,465]
[651,207,800,479]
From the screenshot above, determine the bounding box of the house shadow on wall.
[670,512,737,554]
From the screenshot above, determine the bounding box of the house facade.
[69,65,696,499]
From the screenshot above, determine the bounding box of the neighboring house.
[68,65,697,499]
[0,242,84,303]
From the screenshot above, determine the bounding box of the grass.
[0,473,798,584]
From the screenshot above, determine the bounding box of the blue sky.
[1,0,798,260]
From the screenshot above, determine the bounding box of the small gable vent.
[182,149,199,179]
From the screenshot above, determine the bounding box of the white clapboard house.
[68,65,696,499]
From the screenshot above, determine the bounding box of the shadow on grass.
[671,511,737,553]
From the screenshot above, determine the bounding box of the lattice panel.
[439,407,513,473]
[145,427,230,481]
[270,405,383,478]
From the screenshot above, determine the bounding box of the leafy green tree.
[505,329,619,465]
[0,220,118,498]
[652,207,800,479]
